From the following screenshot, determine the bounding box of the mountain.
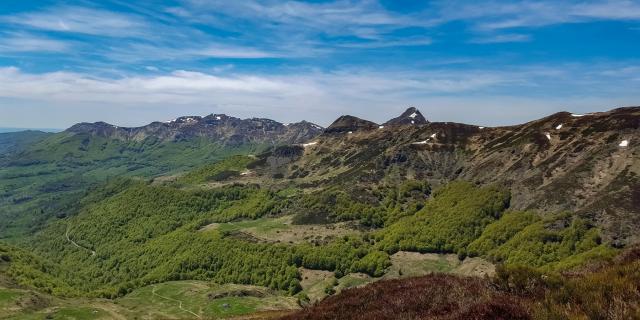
[383,107,428,126]
[325,115,379,134]
[0,113,323,240]
[217,107,640,245]
[67,114,323,146]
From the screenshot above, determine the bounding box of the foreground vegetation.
[284,246,640,320]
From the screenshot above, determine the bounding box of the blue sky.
[1,0,639,128]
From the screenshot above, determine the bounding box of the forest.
[0,156,617,302]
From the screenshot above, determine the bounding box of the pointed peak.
[325,115,378,134]
[384,107,428,126]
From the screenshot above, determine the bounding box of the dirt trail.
[152,285,201,319]
[64,224,96,256]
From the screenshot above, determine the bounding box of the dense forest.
[0,154,617,301]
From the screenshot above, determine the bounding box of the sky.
[1,0,640,129]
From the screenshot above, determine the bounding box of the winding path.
[152,285,201,319]
[65,224,96,256]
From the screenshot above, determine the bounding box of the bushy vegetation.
[284,246,640,320]
[0,243,76,296]
[179,155,254,184]
[292,180,430,227]
[376,181,511,255]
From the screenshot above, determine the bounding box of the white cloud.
[2,6,148,37]
[437,0,640,31]
[470,33,531,44]
[0,33,71,52]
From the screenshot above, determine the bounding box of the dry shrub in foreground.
[281,274,529,320]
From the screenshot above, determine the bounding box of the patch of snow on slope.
[412,140,428,145]
[556,124,563,129]
[303,142,318,147]
[619,140,629,147]
[430,133,437,138]
[409,112,418,119]
[379,125,384,129]
[545,133,551,141]
[571,114,584,117]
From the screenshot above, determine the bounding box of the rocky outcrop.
[325,116,379,134]
[384,107,428,126]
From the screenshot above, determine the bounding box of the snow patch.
[430,133,437,139]
[348,131,353,134]
[240,170,252,176]
[571,114,584,117]
[545,133,551,141]
[409,112,418,119]
[215,116,222,120]
[412,140,428,145]
[303,141,318,147]
[619,140,629,147]
[411,120,415,124]
[556,124,563,130]
[479,126,485,129]
[312,124,323,130]
[164,118,177,123]
[379,125,384,129]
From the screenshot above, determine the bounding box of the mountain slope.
[233,107,639,245]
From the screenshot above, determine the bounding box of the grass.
[208,216,362,245]
[117,280,299,319]
[384,252,460,279]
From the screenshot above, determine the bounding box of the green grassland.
[0,280,299,319]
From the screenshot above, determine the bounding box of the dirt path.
[152,285,201,319]
[65,224,96,256]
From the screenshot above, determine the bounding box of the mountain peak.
[384,107,428,126]
[325,115,378,134]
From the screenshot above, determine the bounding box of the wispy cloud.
[2,6,148,37]
[2,61,638,127]
[0,32,71,52]
[470,33,531,44]
[436,0,640,31]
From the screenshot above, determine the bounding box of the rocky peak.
[325,115,379,134]
[384,107,428,126]
[64,113,324,145]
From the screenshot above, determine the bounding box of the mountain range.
[0,106,639,319]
